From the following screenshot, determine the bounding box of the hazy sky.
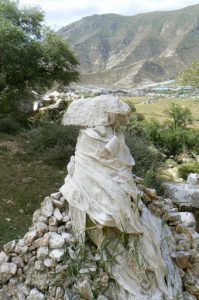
[20,0,199,29]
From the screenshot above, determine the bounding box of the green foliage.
[178,61,199,88]
[0,0,79,115]
[144,103,199,156]
[166,103,192,129]
[0,115,22,134]
[125,131,162,178]
[123,109,163,191]
[178,162,199,180]
[23,123,78,165]
[144,168,163,194]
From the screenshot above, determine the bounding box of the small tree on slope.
[0,0,79,116]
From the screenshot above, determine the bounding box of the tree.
[178,61,199,88]
[166,103,192,129]
[0,0,79,115]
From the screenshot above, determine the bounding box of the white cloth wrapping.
[60,126,143,234]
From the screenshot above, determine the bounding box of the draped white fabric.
[60,96,183,299]
[60,126,143,234]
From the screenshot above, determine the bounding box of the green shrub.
[23,123,79,165]
[178,162,199,180]
[144,168,163,194]
[125,132,162,176]
[0,115,22,134]
[144,120,199,157]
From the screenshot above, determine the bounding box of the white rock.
[0,262,17,275]
[49,249,65,261]
[51,192,61,200]
[32,235,49,248]
[0,251,9,263]
[32,209,41,224]
[49,233,65,249]
[97,296,109,300]
[187,173,199,185]
[15,240,28,255]
[27,256,36,266]
[23,252,33,263]
[27,289,45,300]
[53,199,64,209]
[12,256,23,267]
[53,208,63,221]
[60,197,66,205]
[58,225,65,234]
[34,260,45,271]
[179,212,196,229]
[62,215,70,223]
[25,268,49,290]
[41,197,53,217]
[56,287,64,298]
[49,225,58,232]
[21,285,30,296]
[49,216,58,226]
[38,215,48,223]
[164,182,199,208]
[75,279,94,299]
[37,247,48,260]
[61,232,73,244]
[3,240,16,254]
[34,222,48,236]
[44,257,55,268]
[65,221,72,229]
[17,292,26,300]
[24,230,37,246]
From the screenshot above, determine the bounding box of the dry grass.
[0,133,65,248]
[122,97,199,127]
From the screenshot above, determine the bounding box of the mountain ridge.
[58,4,199,87]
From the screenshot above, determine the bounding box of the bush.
[23,123,79,165]
[125,131,162,176]
[144,168,163,194]
[0,115,22,134]
[144,120,199,157]
[178,162,199,180]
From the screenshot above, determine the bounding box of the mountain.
[58,4,199,87]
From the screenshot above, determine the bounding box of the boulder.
[187,174,199,185]
[27,289,45,300]
[41,197,53,218]
[49,249,65,261]
[0,251,9,263]
[49,233,65,249]
[4,240,16,254]
[179,212,196,230]
[37,247,48,260]
[164,182,199,209]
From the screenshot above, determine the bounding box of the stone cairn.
[0,95,199,300]
[0,182,198,300]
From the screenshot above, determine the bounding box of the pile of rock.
[0,193,71,299]
[164,173,199,210]
[135,176,199,299]
[0,192,112,300]
[0,179,199,299]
